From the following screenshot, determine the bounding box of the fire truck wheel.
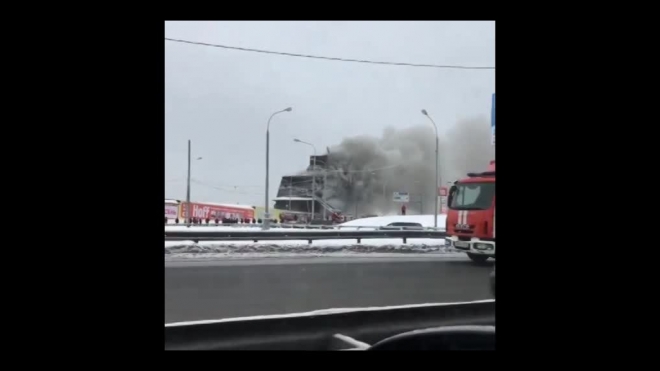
[467,253,490,264]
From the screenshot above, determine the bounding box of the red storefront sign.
[180,202,255,220]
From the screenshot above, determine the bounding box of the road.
[165,255,494,323]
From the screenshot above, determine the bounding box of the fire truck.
[445,160,495,264]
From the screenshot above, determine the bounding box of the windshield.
[450,182,495,210]
[165,21,495,330]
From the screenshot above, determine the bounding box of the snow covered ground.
[165,251,465,261]
[165,238,451,254]
[339,214,446,229]
[165,214,454,259]
[164,238,461,260]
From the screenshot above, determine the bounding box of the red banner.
[180,202,255,220]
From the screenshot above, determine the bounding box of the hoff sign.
[180,202,255,220]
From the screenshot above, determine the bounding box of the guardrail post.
[357,238,361,244]
[403,237,407,244]
[308,239,312,244]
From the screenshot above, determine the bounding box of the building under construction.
[273,154,344,222]
[273,151,412,222]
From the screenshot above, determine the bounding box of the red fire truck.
[445,160,495,264]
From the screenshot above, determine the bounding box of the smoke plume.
[322,117,494,216]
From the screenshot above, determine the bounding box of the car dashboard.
[165,300,495,351]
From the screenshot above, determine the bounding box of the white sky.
[165,21,495,206]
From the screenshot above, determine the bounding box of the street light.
[293,138,318,221]
[185,141,203,228]
[421,109,440,228]
[264,107,293,230]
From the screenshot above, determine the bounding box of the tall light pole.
[421,109,439,228]
[264,107,292,230]
[185,140,202,228]
[293,138,317,222]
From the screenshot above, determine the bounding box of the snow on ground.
[339,214,446,229]
[165,238,455,257]
[165,251,466,261]
[165,214,452,259]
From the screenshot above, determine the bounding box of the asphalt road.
[165,256,494,323]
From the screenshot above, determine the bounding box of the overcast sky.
[165,21,495,206]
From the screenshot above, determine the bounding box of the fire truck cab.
[445,160,495,264]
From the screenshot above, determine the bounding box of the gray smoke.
[322,117,494,216]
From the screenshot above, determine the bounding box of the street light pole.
[294,138,317,222]
[422,109,440,228]
[185,142,202,228]
[186,139,191,228]
[264,107,292,230]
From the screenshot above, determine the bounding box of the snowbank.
[165,238,454,256]
[339,214,446,229]
[165,252,465,260]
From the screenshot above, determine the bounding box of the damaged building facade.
[273,150,407,222]
[273,153,344,222]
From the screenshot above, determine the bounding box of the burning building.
[273,153,343,222]
[273,118,494,222]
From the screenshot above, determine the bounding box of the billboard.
[180,202,255,220]
[393,192,410,202]
[165,204,178,219]
[491,93,495,145]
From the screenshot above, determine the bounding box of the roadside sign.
[438,186,448,197]
[393,192,410,203]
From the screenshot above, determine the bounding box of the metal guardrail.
[165,229,447,244]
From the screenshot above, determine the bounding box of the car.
[379,222,424,230]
